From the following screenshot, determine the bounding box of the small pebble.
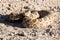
[0,38,3,40]
[16,32,25,36]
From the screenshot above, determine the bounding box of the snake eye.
[31,10,36,13]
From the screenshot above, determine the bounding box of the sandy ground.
[0,0,60,40]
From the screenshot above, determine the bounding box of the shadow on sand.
[0,14,23,28]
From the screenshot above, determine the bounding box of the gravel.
[0,0,60,40]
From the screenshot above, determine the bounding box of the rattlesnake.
[8,10,59,28]
[22,10,59,28]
